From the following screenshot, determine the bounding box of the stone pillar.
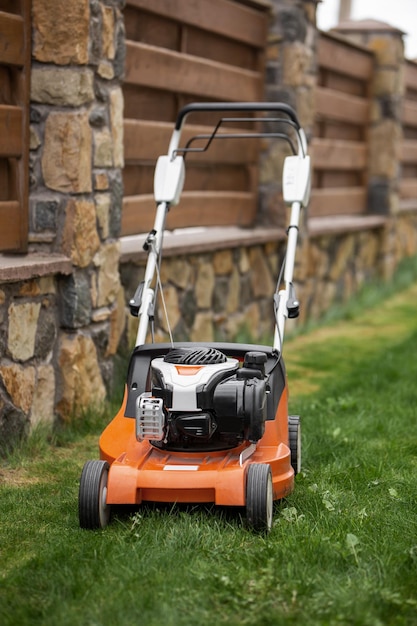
[260,0,318,222]
[333,20,405,277]
[333,20,405,216]
[30,0,126,417]
[260,0,318,317]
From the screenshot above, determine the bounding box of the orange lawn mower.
[78,102,311,533]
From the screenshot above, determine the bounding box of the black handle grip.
[174,102,301,131]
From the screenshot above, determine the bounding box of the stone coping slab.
[309,215,387,237]
[0,253,72,283]
[120,226,287,263]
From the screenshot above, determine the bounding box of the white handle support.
[282,155,311,207]
[154,155,185,205]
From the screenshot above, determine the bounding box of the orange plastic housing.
[99,381,294,508]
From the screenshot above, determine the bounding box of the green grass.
[2,276,417,625]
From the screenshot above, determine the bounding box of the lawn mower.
[78,102,311,532]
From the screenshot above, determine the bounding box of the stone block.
[102,5,116,60]
[369,119,401,179]
[0,364,36,413]
[62,199,100,268]
[249,247,274,297]
[166,258,192,290]
[31,68,94,106]
[59,271,92,329]
[226,268,241,315]
[96,193,112,239]
[34,199,59,231]
[106,286,126,357]
[93,241,121,307]
[94,128,113,167]
[110,88,125,168]
[35,306,58,359]
[282,42,312,87]
[31,365,56,428]
[94,172,110,191]
[33,0,90,65]
[157,285,180,333]
[368,34,404,66]
[195,262,215,308]
[213,250,234,275]
[8,302,41,361]
[328,236,355,281]
[98,61,115,80]
[57,333,106,418]
[42,112,92,193]
[190,312,214,342]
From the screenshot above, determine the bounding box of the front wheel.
[79,460,111,529]
[246,463,274,533]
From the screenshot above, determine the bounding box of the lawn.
[1,278,417,626]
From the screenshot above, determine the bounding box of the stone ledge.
[0,253,73,283]
[398,199,417,213]
[309,214,387,237]
[120,226,287,263]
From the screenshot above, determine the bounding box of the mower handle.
[174,102,301,131]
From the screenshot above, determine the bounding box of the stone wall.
[0,0,126,451]
[122,241,286,349]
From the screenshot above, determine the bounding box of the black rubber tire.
[246,463,274,533]
[79,460,111,529]
[288,415,301,475]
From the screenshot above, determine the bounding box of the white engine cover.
[151,358,239,411]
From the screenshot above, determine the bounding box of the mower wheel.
[246,463,273,533]
[79,460,111,530]
[288,415,301,475]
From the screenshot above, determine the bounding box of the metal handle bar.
[174,102,301,131]
[169,102,307,159]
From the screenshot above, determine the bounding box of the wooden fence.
[121,0,270,236]
[0,0,31,252]
[400,60,417,207]
[310,32,373,218]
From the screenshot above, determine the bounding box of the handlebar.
[174,102,301,131]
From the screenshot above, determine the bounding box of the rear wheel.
[288,415,301,475]
[79,460,111,529]
[246,463,274,533]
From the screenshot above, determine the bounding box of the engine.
[135,347,269,450]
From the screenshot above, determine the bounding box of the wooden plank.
[399,178,417,199]
[123,119,260,164]
[0,11,24,66]
[319,70,367,97]
[320,171,362,188]
[0,200,22,251]
[402,101,417,128]
[404,61,417,93]
[125,41,261,102]
[316,87,369,125]
[186,26,258,71]
[121,191,256,235]
[309,187,367,217]
[0,105,22,156]
[400,139,417,164]
[125,0,268,48]
[318,33,373,81]
[311,138,367,170]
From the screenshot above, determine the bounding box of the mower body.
[78,102,310,532]
[100,343,294,509]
